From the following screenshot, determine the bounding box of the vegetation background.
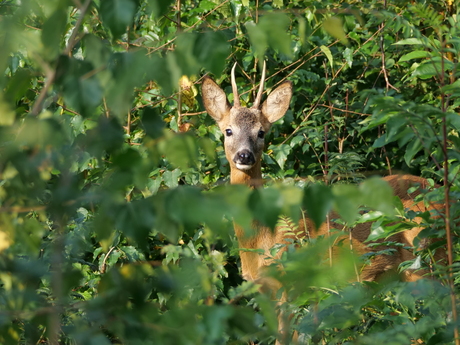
[0,0,459,344]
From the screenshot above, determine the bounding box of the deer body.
[202,63,443,342]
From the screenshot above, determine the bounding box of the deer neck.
[230,160,263,188]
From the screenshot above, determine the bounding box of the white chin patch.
[236,163,253,171]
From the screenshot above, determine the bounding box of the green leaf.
[106,51,151,117]
[41,7,67,60]
[441,79,460,97]
[112,148,142,171]
[194,31,230,76]
[4,68,33,104]
[446,112,460,131]
[359,177,395,215]
[198,0,216,11]
[214,184,253,232]
[148,54,174,95]
[147,0,174,18]
[393,38,425,45]
[0,96,15,126]
[83,35,111,69]
[399,50,430,62]
[278,185,303,225]
[303,183,334,230]
[142,107,165,139]
[271,143,291,169]
[246,13,292,60]
[172,33,200,77]
[159,132,199,169]
[322,16,348,45]
[343,47,353,68]
[55,56,103,117]
[249,187,283,230]
[163,169,182,188]
[404,138,423,167]
[320,45,334,69]
[385,115,408,143]
[412,59,453,79]
[100,0,137,39]
[332,184,362,224]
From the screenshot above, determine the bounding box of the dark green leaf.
[41,7,67,59]
[194,31,230,76]
[141,107,165,139]
[100,0,137,39]
[147,0,174,18]
[55,56,103,117]
[404,138,423,166]
[249,187,283,230]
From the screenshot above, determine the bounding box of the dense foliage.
[0,0,459,344]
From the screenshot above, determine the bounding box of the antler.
[252,60,266,109]
[231,63,241,108]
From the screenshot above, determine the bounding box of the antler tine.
[231,62,241,108]
[252,60,266,109]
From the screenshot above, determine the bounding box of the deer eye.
[257,130,265,139]
[225,129,233,136]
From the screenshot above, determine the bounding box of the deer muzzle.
[233,149,255,170]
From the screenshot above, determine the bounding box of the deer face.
[202,62,292,172]
[220,107,270,170]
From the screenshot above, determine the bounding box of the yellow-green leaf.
[323,16,348,45]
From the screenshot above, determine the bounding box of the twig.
[378,23,399,92]
[65,0,92,56]
[100,246,117,274]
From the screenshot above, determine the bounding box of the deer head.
[202,62,293,183]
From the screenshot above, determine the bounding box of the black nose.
[234,149,255,165]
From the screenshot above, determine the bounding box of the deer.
[201,61,445,344]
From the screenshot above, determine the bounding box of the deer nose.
[234,149,255,166]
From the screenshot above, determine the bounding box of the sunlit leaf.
[399,50,431,62]
[393,38,426,45]
[320,45,334,69]
[359,177,395,215]
[271,143,291,169]
[323,16,348,45]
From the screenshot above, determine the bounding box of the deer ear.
[261,81,292,124]
[202,76,231,122]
